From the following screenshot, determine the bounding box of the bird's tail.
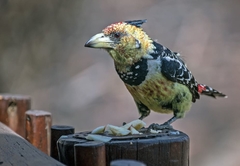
[197,84,227,98]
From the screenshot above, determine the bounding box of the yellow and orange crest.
[102,22,126,35]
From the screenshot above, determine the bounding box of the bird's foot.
[147,123,173,131]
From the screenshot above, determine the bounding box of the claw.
[147,123,173,131]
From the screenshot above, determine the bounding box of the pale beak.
[85,33,113,48]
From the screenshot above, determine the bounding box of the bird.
[85,19,227,129]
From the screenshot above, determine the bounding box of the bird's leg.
[135,101,151,120]
[138,110,150,120]
[148,116,178,130]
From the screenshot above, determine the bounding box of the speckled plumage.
[85,19,227,127]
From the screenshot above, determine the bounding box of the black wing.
[151,42,199,102]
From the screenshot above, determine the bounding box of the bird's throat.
[107,49,135,71]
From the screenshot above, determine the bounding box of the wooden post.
[51,125,75,160]
[0,122,64,166]
[111,159,146,166]
[57,134,88,166]
[0,94,31,137]
[25,110,52,155]
[58,129,189,166]
[74,141,106,166]
[105,131,189,166]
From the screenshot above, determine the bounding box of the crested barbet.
[85,20,227,129]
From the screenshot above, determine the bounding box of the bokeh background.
[0,0,239,165]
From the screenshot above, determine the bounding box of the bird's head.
[85,20,155,66]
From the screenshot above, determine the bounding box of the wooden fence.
[0,94,189,166]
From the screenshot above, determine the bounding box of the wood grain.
[51,125,75,160]
[59,129,189,166]
[25,110,52,155]
[0,94,31,137]
[74,141,106,166]
[0,122,64,166]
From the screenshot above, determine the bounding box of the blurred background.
[0,0,239,165]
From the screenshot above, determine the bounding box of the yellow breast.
[125,73,192,114]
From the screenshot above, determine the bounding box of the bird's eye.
[114,33,120,38]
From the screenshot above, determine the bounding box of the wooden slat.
[0,122,64,166]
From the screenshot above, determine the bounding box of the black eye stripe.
[110,32,121,38]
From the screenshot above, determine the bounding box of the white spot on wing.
[164,56,172,61]
[143,54,154,59]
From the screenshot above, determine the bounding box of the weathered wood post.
[57,134,87,166]
[104,130,189,166]
[0,94,31,137]
[74,141,106,166]
[25,110,52,155]
[0,122,64,166]
[51,125,75,160]
[57,129,189,166]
